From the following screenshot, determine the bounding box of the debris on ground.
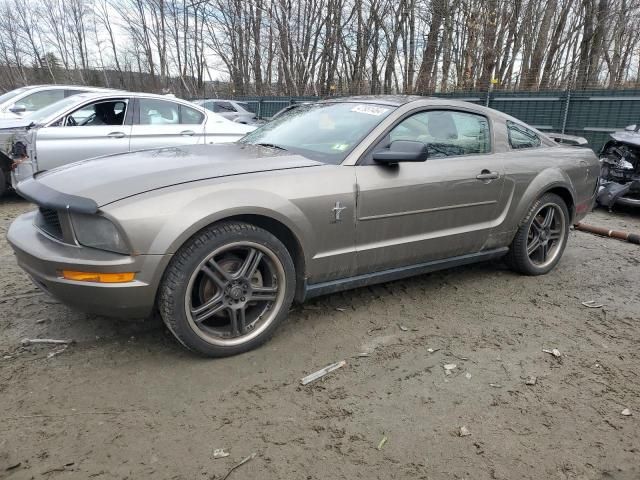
[575,222,640,245]
[459,426,471,437]
[581,300,604,308]
[376,435,388,450]
[443,363,457,375]
[220,452,256,480]
[41,462,75,475]
[355,352,370,358]
[300,360,346,385]
[621,408,632,416]
[398,325,409,331]
[47,345,69,359]
[465,372,472,379]
[542,348,562,358]
[427,348,440,353]
[335,307,346,312]
[525,376,538,386]
[213,448,230,459]
[21,338,74,347]
[489,383,503,388]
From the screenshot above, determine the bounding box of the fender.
[506,167,576,231]
[104,183,314,264]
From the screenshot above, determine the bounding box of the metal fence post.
[561,89,571,134]
[485,88,491,107]
[257,99,263,119]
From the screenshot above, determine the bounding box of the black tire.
[0,168,7,198]
[158,221,296,357]
[506,193,570,276]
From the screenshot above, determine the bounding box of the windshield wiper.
[254,142,287,151]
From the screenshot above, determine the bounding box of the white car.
[3,91,255,192]
[193,99,257,124]
[0,84,114,120]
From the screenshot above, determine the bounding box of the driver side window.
[60,100,128,127]
[385,110,491,158]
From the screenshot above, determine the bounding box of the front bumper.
[7,211,171,318]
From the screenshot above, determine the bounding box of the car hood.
[0,118,34,129]
[19,143,322,208]
[611,131,640,148]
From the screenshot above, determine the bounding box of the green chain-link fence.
[234,89,640,152]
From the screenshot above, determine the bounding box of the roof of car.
[322,95,429,106]
[14,84,116,91]
[60,91,195,103]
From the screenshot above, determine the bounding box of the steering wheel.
[66,115,77,127]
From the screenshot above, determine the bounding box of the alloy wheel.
[526,203,566,268]
[185,241,286,346]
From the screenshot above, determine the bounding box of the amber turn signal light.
[61,270,135,283]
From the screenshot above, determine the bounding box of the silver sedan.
[5,92,255,186]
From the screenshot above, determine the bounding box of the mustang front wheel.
[506,193,570,275]
[159,222,296,357]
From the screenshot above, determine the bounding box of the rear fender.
[507,168,576,230]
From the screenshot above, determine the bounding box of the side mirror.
[9,104,27,114]
[624,124,637,132]
[373,140,428,164]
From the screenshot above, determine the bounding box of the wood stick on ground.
[220,453,256,480]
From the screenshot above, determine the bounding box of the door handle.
[180,130,196,136]
[107,131,126,139]
[476,170,500,181]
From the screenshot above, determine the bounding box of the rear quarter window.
[180,105,205,124]
[507,120,541,149]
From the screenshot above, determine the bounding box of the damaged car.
[8,96,599,357]
[1,91,255,196]
[597,125,640,208]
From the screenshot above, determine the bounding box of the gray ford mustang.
[8,96,599,357]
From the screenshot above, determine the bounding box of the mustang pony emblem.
[332,201,347,222]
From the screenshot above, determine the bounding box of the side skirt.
[301,248,509,301]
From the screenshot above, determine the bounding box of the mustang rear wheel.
[506,193,570,275]
[159,222,295,357]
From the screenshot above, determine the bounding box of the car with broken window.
[597,124,640,208]
[7,96,599,357]
[3,91,255,194]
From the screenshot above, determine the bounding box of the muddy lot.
[0,195,638,480]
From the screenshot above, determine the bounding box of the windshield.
[25,96,85,123]
[0,87,29,107]
[239,102,394,164]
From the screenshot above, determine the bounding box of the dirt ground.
[0,194,638,480]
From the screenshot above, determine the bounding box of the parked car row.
[0,86,256,196]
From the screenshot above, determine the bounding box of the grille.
[36,207,64,240]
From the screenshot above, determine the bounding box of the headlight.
[70,213,130,254]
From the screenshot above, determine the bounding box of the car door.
[129,98,206,151]
[354,108,507,274]
[35,98,132,170]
